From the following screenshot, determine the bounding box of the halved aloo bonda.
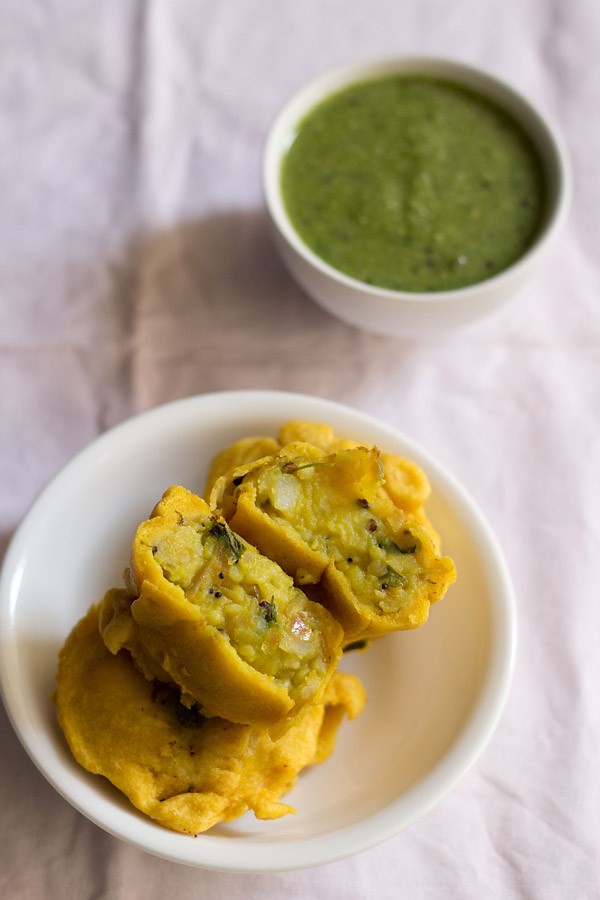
[56,604,365,835]
[100,485,343,728]
[204,420,441,547]
[211,442,456,641]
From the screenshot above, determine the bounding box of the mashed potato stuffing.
[204,419,440,545]
[211,440,456,641]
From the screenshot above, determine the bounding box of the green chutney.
[281,75,546,292]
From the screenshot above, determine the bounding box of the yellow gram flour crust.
[55,604,366,835]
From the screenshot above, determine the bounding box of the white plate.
[0,390,515,871]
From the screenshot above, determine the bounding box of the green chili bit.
[380,566,408,589]
[377,537,418,554]
[209,520,245,563]
[259,598,277,624]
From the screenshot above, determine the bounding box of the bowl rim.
[262,55,572,305]
[0,390,517,871]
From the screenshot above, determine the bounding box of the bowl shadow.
[126,209,422,409]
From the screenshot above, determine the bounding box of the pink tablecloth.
[1,1,599,897]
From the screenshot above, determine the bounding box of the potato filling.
[151,512,330,703]
[238,448,437,615]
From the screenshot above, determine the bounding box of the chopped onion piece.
[271,474,301,512]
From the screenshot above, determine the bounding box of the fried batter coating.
[204,436,280,500]
[100,486,343,728]
[55,604,365,835]
[211,442,456,641]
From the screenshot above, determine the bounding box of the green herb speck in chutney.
[281,75,546,292]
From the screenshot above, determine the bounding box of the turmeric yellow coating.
[100,486,343,728]
[204,436,280,502]
[55,604,365,835]
[211,442,456,641]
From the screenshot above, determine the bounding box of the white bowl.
[263,57,571,337]
[0,391,515,871]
